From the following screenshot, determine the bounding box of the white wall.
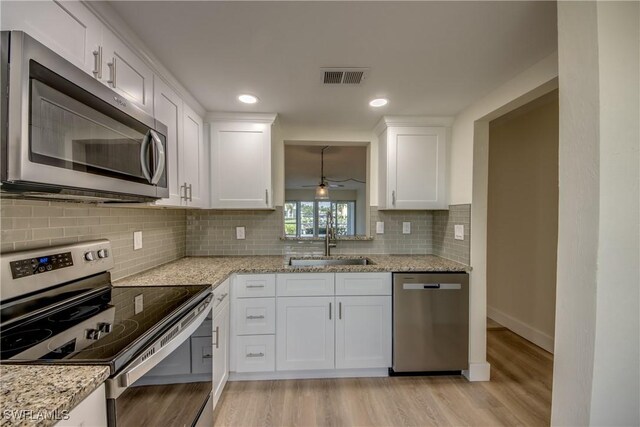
[451,52,559,381]
[552,1,640,425]
[449,53,559,205]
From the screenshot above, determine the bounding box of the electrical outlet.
[403,222,411,234]
[376,221,385,234]
[134,294,144,314]
[133,231,143,250]
[454,225,465,240]
[236,226,246,240]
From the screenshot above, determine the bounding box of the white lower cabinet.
[230,273,392,379]
[235,335,276,372]
[276,297,335,371]
[335,296,392,369]
[56,383,107,427]
[212,298,229,407]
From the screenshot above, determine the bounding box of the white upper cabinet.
[209,114,277,209]
[153,77,184,207]
[377,117,449,210]
[183,104,206,207]
[1,0,103,76]
[101,30,154,115]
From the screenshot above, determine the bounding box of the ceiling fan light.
[315,184,330,200]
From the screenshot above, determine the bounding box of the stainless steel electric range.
[0,240,214,427]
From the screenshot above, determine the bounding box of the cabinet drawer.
[276,273,334,296]
[235,274,276,298]
[235,335,275,372]
[191,336,213,374]
[235,298,275,335]
[335,273,392,296]
[214,279,230,308]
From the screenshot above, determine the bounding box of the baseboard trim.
[487,306,555,353]
[229,368,388,382]
[462,362,491,381]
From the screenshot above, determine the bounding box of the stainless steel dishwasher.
[392,272,469,373]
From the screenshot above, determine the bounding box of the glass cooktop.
[0,285,210,373]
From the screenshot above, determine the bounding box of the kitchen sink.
[288,257,374,267]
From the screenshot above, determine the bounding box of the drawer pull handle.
[246,315,265,320]
[246,284,265,288]
[217,293,228,302]
[246,352,264,358]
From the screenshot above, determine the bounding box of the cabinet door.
[276,297,335,371]
[335,296,392,369]
[1,0,102,76]
[209,121,272,209]
[183,104,205,207]
[387,126,447,209]
[101,30,154,114]
[153,77,184,206]
[212,301,229,405]
[57,383,107,427]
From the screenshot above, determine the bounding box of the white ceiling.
[285,145,367,189]
[108,1,557,133]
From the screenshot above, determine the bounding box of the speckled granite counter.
[0,365,110,427]
[114,255,470,287]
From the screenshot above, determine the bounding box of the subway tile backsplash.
[0,199,186,280]
[0,199,471,280]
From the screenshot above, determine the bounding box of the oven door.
[2,31,168,200]
[106,295,214,427]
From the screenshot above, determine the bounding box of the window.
[284,200,356,237]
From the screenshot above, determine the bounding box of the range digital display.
[9,252,73,279]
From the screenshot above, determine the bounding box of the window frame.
[284,200,356,238]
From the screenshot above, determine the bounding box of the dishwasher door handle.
[402,283,462,290]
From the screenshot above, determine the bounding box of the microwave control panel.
[10,252,73,279]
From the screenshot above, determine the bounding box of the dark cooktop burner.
[0,328,53,353]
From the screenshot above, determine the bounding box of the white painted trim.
[229,368,388,382]
[205,112,278,124]
[373,115,455,135]
[487,306,554,353]
[462,362,491,382]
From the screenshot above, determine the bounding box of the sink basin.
[289,257,374,267]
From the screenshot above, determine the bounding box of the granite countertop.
[114,254,470,287]
[0,365,110,427]
[1,254,468,423]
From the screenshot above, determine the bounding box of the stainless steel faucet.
[324,211,337,256]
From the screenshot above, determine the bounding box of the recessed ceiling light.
[369,98,388,107]
[238,94,259,104]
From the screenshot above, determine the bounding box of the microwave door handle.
[112,295,214,391]
[140,131,152,183]
[149,129,165,185]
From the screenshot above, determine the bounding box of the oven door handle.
[112,294,213,391]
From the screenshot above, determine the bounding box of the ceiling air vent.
[321,68,369,85]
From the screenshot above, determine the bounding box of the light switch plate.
[376,221,385,234]
[402,222,411,234]
[236,226,246,240]
[133,231,143,250]
[134,294,144,315]
[454,225,464,240]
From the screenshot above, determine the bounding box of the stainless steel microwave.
[1,31,169,202]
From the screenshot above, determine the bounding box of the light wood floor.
[213,329,553,426]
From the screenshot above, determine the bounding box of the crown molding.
[373,115,455,135]
[205,112,278,124]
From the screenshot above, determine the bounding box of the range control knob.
[97,322,113,333]
[84,252,95,262]
[97,249,108,259]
